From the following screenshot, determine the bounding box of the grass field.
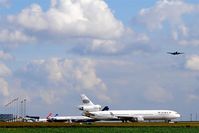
[0,127,199,133]
[0,122,199,127]
[0,122,199,133]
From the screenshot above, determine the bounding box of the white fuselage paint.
[48,115,93,122]
[88,110,180,121]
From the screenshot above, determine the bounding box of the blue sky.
[0,0,199,121]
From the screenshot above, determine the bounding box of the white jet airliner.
[46,94,108,123]
[47,113,94,123]
[79,95,180,122]
[25,113,52,122]
[86,110,180,122]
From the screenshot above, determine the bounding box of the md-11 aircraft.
[79,95,180,122]
[85,110,180,122]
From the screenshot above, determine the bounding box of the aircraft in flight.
[167,51,184,55]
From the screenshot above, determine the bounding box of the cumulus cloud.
[8,0,124,40]
[2,0,151,55]
[17,58,109,104]
[0,0,10,8]
[186,94,199,103]
[0,29,36,44]
[186,55,199,71]
[179,39,199,46]
[135,0,199,47]
[137,0,194,30]
[0,78,9,96]
[145,86,173,103]
[72,30,149,55]
[0,50,13,60]
[0,63,11,96]
[0,63,11,77]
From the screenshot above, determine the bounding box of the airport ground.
[0,122,199,133]
[0,127,199,133]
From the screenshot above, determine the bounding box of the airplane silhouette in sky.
[167,51,184,55]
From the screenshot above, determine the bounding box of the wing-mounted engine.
[118,115,144,122]
[129,116,144,122]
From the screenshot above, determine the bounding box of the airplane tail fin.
[46,113,52,119]
[81,94,94,106]
[79,94,102,112]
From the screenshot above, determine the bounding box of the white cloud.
[90,39,123,54]
[39,89,61,105]
[135,0,199,47]
[186,94,199,103]
[3,0,151,55]
[0,0,10,7]
[75,29,149,55]
[0,63,11,77]
[186,55,199,71]
[179,39,199,46]
[0,78,9,96]
[0,63,11,96]
[145,86,173,103]
[138,0,194,30]
[0,29,36,44]
[17,58,109,104]
[0,50,13,60]
[8,0,124,39]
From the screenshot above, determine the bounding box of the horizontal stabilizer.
[102,106,109,111]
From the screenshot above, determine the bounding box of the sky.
[0,0,199,121]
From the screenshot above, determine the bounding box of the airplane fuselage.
[88,110,180,121]
[47,115,94,122]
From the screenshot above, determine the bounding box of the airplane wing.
[167,52,184,55]
[111,113,144,122]
[116,115,144,122]
[167,52,172,54]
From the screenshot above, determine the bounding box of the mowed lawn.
[0,127,199,133]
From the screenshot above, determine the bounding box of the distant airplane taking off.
[167,51,184,55]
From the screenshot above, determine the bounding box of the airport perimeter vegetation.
[0,122,199,133]
[0,127,199,133]
[0,121,199,128]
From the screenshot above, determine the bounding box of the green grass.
[0,127,199,133]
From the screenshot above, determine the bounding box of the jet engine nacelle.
[78,105,101,112]
[130,116,144,122]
